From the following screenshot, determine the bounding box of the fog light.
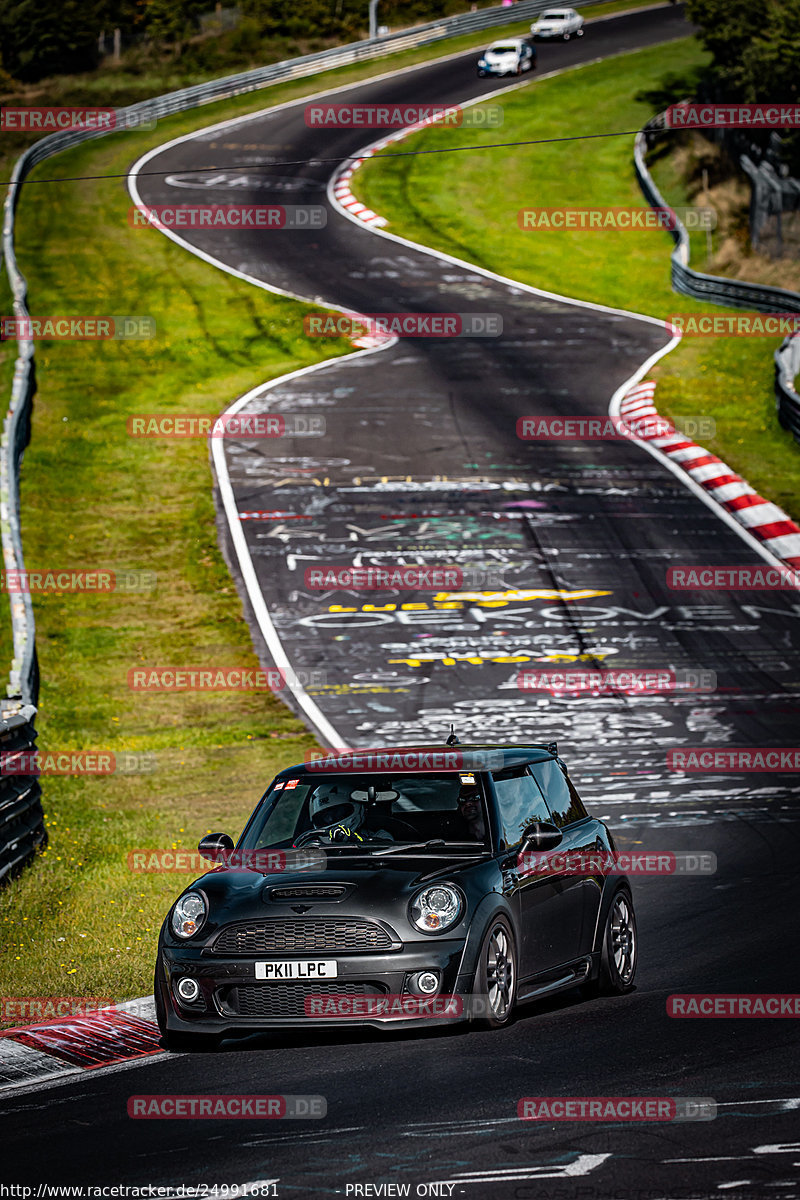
[176,977,200,1003]
[414,971,440,995]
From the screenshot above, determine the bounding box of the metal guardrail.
[775,333,800,443]
[634,117,800,446]
[0,708,43,882]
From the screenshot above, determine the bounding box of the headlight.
[171,891,207,939]
[409,884,463,934]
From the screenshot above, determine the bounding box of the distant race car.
[530,7,585,39]
[154,741,637,1050]
[477,38,536,78]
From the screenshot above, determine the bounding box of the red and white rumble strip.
[0,997,161,1091]
[619,381,800,571]
[330,111,460,349]
[330,105,462,232]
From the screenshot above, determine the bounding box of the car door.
[529,760,604,960]
[490,764,569,980]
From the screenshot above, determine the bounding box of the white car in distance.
[477,38,536,78]
[530,7,585,39]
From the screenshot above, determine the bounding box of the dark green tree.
[139,0,207,49]
[0,0,105,80]
[686,0,800,170]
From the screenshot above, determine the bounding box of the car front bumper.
[158,938,474,1034]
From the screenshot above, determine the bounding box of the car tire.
[154,961,219,1052]
[471,915,517,1028]
[584,887,638,997]
[477,69,487,77]
[562,31,571,40]
[576,27,584,36]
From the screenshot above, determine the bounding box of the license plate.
[255,960,338,981]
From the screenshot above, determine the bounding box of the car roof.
[486,39,524,48]
[277,743,560,778]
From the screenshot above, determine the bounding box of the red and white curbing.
[333,107,467,351]
[332,151,386,229]
[0,997,162,1091]
[619,381,800,570]
[331,104,464,233]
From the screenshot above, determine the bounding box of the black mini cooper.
[154,743,637,1049]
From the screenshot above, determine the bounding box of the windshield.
[489,45,517,53]
[240,773,490,852]
[541,12,568,19]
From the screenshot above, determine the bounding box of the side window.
[530,760,588,828]
[491,766,551,847]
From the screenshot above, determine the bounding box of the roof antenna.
[446,724,460,746]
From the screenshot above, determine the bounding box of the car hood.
[177,854,495,947]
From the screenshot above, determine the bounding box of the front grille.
[269,886,348,900]
[211,918,395,955]
[220,982,386,1019]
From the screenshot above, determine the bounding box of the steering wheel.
[294,824,366,846]
[293,827,327,847]
[366,813,419,840]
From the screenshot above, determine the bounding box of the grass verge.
[352,36,800,519]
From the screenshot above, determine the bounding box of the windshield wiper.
[376,840,486,856]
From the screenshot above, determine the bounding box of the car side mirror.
[198,832,235,860]
[519,821,562,854]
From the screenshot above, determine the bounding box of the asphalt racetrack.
[4,5,800,1197]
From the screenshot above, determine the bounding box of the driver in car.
[301,787,400,844]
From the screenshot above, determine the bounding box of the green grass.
[353,37,800,520]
